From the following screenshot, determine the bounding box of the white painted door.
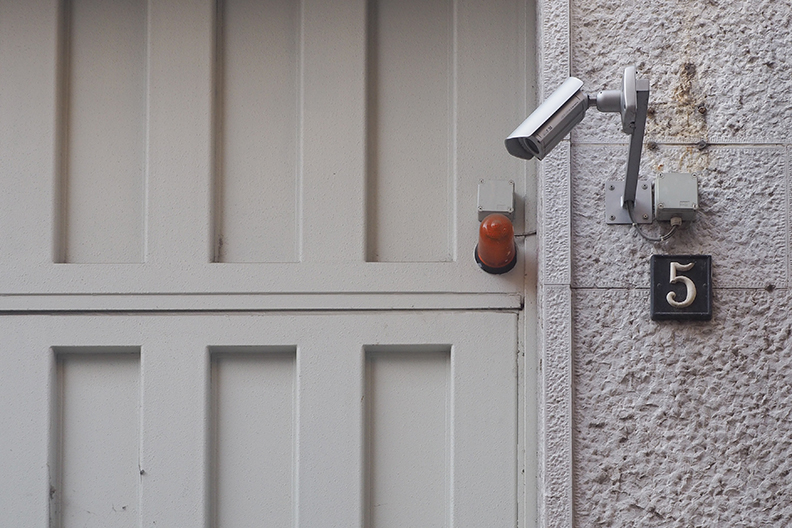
[0,0,534,526]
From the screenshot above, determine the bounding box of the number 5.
[666,262,696,308]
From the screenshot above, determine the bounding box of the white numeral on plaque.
[666,262,696,308]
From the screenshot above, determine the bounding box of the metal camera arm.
[596,66,652,224]
[621,69,650,208]
[589,66,649,208]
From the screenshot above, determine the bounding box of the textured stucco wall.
[537,0,792,526]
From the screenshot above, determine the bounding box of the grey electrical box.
[654,172,698,221]
[477,180,515,221]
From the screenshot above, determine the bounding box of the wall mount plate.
[605,180,652,224]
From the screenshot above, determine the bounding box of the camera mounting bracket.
[605,179,652,224]
[603,67,651,224]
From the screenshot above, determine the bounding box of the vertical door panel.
[210,348,296,527]
[366,0,453,263]
[456,0,530,241]
[215,0,300,263]
[365,347,450,527]
[55,349,140,528]
[61,0,147,263]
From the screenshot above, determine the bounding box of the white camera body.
[505,78,587,160]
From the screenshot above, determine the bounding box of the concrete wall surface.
[536,0,792,526]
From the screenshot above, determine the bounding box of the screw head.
[643,214,649,220]
[478,206,483,211]
[609,185,615,191]
[609,215,616,221]
[642,183,648,190]
[658,203,664,209]
[693,203,698,209]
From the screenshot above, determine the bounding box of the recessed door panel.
[365,347,451,527]
[366,0,453,263]
[210,347,296,527]
[60,0,147,263]
[55,349,140,528]
[215,0,300,263]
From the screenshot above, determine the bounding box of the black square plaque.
[650,255,712,321]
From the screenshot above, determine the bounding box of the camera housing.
[505,78,587,160]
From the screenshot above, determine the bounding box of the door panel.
[215,0,301,263]
[0,312,517,527]
[55,350,140,527]
[0,0,530,295]
[366,0,454,263]
[211,348,296,526]
[365,348,451,527]
[60,0,147,264]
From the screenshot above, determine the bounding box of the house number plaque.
[650,255,712,321]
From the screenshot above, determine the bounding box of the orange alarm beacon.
[475,213,517,274]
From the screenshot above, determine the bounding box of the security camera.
[505,78,588,160]
[505,66,644,161]
[506,66,652,226]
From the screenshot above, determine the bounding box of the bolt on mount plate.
[605,179,652,224]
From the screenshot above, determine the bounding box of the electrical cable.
[626,202,678,243]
